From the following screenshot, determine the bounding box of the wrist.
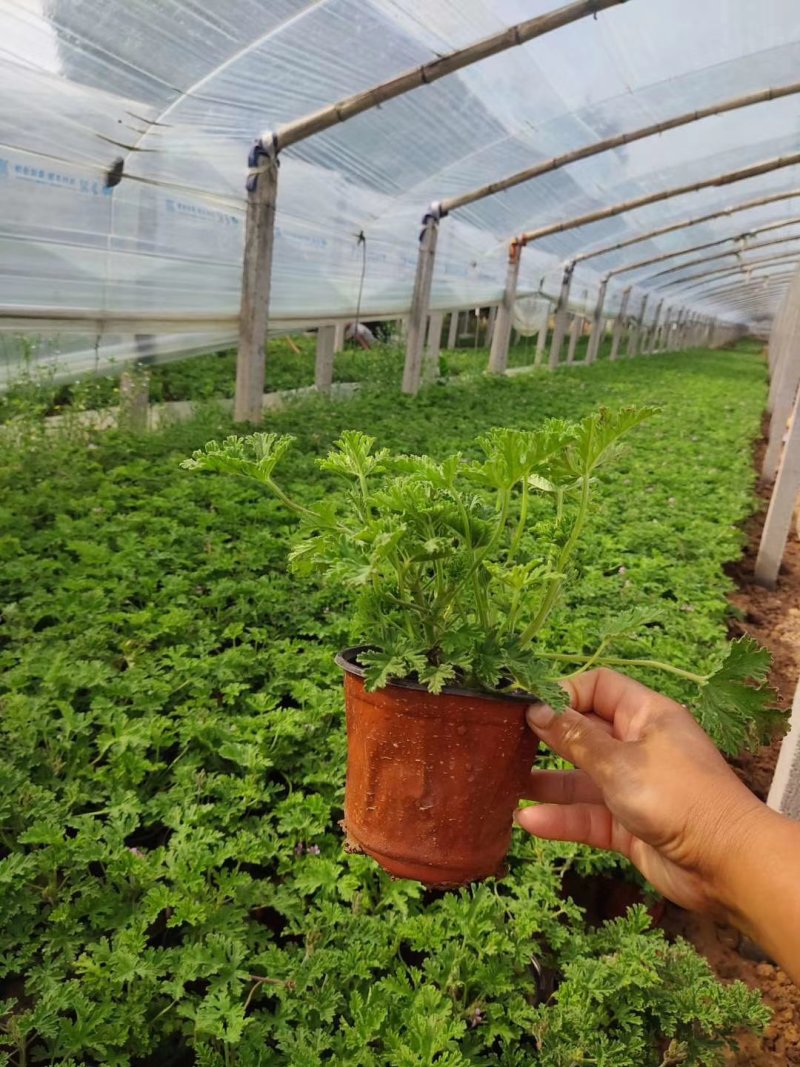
[709,799,789,928]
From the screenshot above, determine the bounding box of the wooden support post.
[609,287,631,361]
[566,315,583,363]
[315,324,336,394]
[118,370,150,433]
[423,310,445,383]
[334,322,346,351]
[447,310,459,349]
[754,388,800,588]
[549,262,575,369]
[627,294,649,357]
[402,209,441,396]
[488,242,522,374]
[586,278,608,364]
[235,149,279,424]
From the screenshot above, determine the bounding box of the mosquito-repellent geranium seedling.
[183,406,777,735]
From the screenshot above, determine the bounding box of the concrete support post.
[655,305,672,353]
[334,322,346,351]
[423,310,445,383]
[768,676,800,818]
[534,315,548,367]
[447,310,459,349]
[609,286,631,361]
[566,315,583,364]
[402,207,442,396]
[644,299,663,355]
[586,278,608,364]
[488,242,522,375]
[315,324,336,394]
[763,271,800,481]
[235,149,279,424]
[118,370,150,433]
[549,262,575,369]
[627,294,649,357]
[755,387,800,588]
[486,306,498,348]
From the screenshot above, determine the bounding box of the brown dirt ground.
[666,418,800,1065]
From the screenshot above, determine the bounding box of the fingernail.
[526,703,556,730]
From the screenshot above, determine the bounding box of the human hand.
[515,667,769,917]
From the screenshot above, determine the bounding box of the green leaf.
[695,636,781,751]
[181,431,295,483]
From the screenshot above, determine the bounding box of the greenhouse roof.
[2,0,800,379]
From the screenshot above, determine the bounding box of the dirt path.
[668,421,800,1064]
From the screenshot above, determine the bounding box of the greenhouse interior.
[3,0,800,1063]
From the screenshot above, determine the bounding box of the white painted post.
[423,310,445,383]
[586,278,609,364]
[549,263,575,369]
[447,310,459,349]
[488,242,522,374]
[767,676,800,817]
[609,287,631,361]
[403,208,441,396]
[315,324,336,394]
[755,388,800,588]
[235,148,279,424]
[118,370,150,432]
[334,322,346,351]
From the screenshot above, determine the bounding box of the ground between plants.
[0,348,773,1065]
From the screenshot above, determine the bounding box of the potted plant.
[183,408,776,887]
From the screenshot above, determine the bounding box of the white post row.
[488,242,523,374]
[549,263,575,369]
[402,208,442,396]
[586,278,609,364]
[609,286,632,361]
[315,324,336,394]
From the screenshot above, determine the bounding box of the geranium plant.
[182,407,775,728]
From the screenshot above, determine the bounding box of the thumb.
[527,703,621,788]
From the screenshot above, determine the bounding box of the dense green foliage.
[0,348,772,1064]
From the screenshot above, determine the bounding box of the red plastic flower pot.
[336,647,540,888]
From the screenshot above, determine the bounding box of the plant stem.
[539,651,707,685]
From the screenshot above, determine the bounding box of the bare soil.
[668,417,800,1064]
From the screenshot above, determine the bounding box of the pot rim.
[335,645,540,705]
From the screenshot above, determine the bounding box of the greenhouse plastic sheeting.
[2,0,800,385]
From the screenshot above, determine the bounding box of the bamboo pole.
[575,188,800,265]
[646,232,800,282]
[549,263,575,369]
[655,252,800,294]
[269,0,627,154]
[442,82,800,217]
[603,217,800,281]
[586,278,609,363]
[488,243,523,374]
[609,287,631,360]
[518,152,800,246]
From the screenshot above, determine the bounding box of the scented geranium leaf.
[359,647,428,692]
[503,654,569,711]
[181,432,295,483]
[568,406,659,475]
[695,636,781,752]
[417,661,458,695]
[319,430,389,480]
[598,607,665,643]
